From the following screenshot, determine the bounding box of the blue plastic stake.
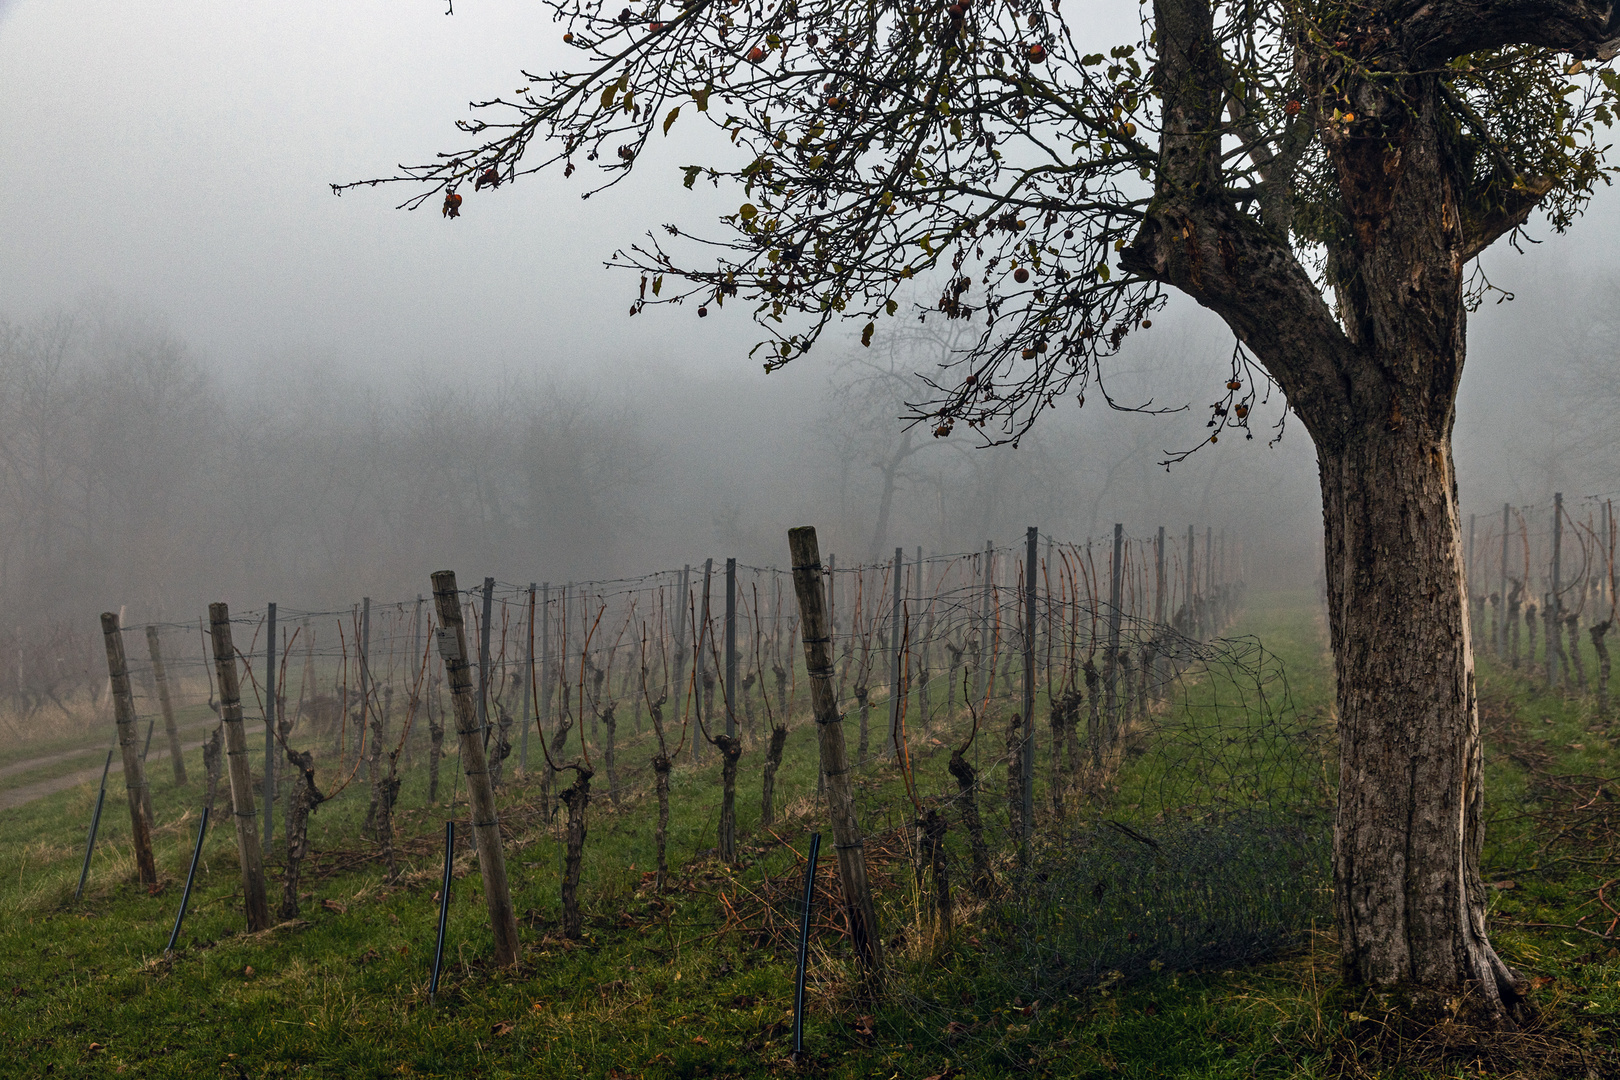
[75,748,115,901]
[430,821,454,1002]
[166,805,210,953]
[792,831,822,1059]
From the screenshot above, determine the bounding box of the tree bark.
[1321,430,1525,1016]
[1116,0,1539,1014]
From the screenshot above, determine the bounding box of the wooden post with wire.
[787,526,883,980]
[101,613,157,887]
[146,626,186,786]
[1022,527,1038,839]
[263,602,277,848]
[208,603,271,931]
[431,570,520,967]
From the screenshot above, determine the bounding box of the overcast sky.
[3,0,1617,521]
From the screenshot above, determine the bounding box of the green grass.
[2,595,1617,1078]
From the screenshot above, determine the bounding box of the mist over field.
[2,0,1618,713]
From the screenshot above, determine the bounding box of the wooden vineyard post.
[1468,513,1478,639]
[976,542,992,706]
[101,613,158,887]
[1499,503,1511,656]
[478,577,495,743]
[207,603,271,931]
[431,570,521,967]
[717,558,740,866]
[1185,525,1197,638]
[1107,524,1124,745]
[1154,525,1167,688]
[725,558,737,740]
[887,546,902,755]
[1551,493,1564,690]
[146,626,187,786]
[672,565,691,744]
[540,583,553,774]
[264,602,277,848]
[521,583,536,774]
[1021,527,1038,838]
[693,559,713,763]
[787,526,883,980]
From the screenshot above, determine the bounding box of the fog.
[2,0,1618,691]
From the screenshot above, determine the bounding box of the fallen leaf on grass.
[491,1022,514,1036]
[322,899,347,914]
[690,1035,709,1045]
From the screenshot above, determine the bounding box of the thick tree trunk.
[1322,429,1525,1018]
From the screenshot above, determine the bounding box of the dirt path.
[0,727,218,811]
[0,718,218,783]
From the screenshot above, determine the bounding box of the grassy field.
[2,593,1617,1078]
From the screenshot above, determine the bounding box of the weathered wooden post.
[146,626,186,786]
[1107,525,1124,745]
[788,526,883,979]
[1185,525,1197,638]
[725,558,737,740]
[1467,512,1477,631]
[207,603,271,931]
[264,602,277,848]
[1550,493,1564,689]
[1022,527,1038,837]
[887,546,903,754]
[672,565,691,736]
[431,571,521,967]
[693,558,713,762]
[409,598,423,767]
[540,583,552,770]
[101,613,158,886]
[478,576,495,743]
[1154,525,1167,685]
[520,583,536,774]
[718,558,741,864]
[1204,526,1214,631]
[1499,503,1511,656]
[358,597,372,771]
[976,542,992,706]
